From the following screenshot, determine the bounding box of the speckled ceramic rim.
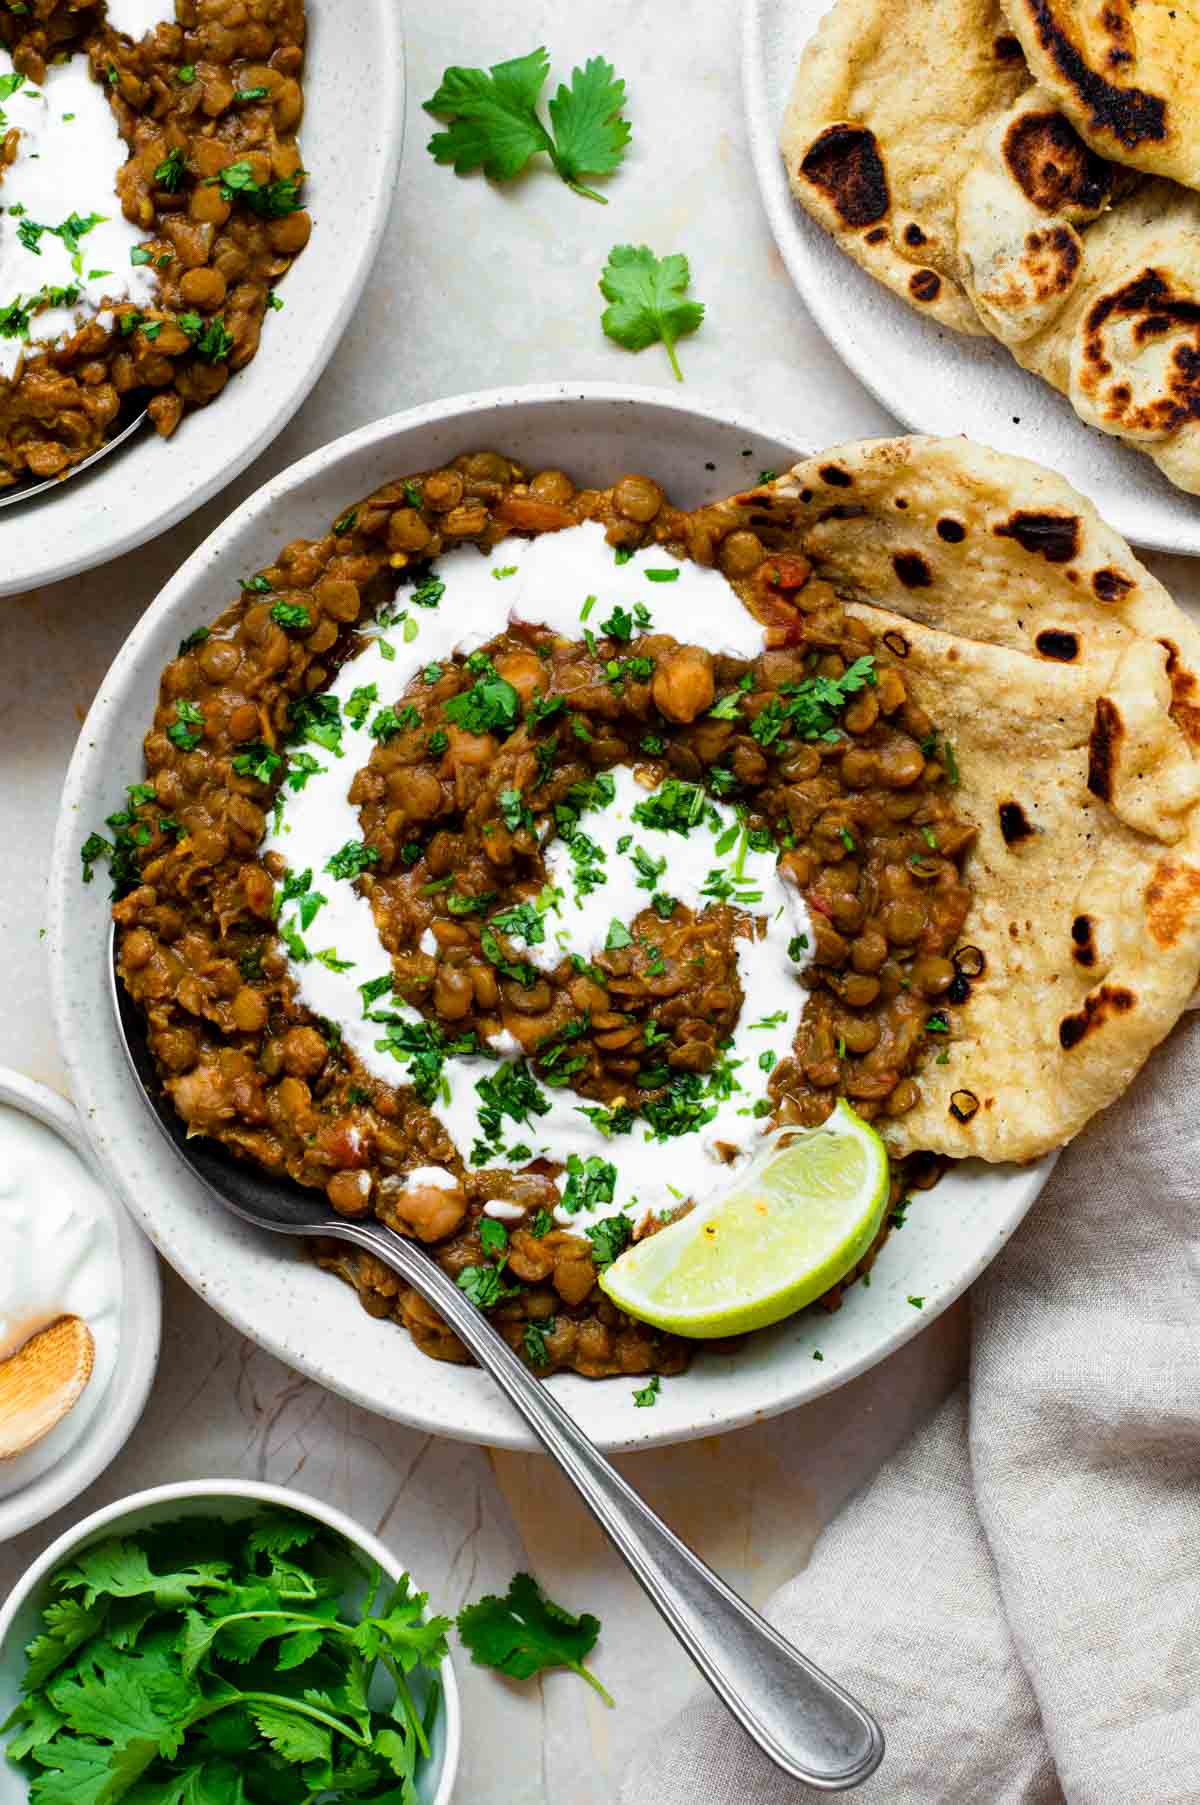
[0,1069,161,1543]
[740,0,1200,556]
[0,1,406,597]
[0,1478,461,1805]
[48,382,1056,1453]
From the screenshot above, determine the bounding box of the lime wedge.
[599,1101,889,1338]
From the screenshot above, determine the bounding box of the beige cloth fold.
[620,1021,1200,1805]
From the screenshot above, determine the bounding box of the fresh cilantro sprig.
[599,244,704,381]
[4,1511,452,1803]
[456,1572,612,1704]
[424,46,630,203]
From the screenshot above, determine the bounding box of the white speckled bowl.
[47,384,1054,1453]
[0,1069,160,1543]
[0,1479,460,1805]
[1,2,405,598]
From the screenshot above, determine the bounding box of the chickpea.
[327,1170,372,1217]
[613,473,662,523]
[877,740,927,788]
[851,929,889,974]
[227,702,260,743]
[423,469,465,512]
[494,650,547,706]
[388,509,432,554]
[388,1176,467,1242]
[839,747,879,789]
[433,966,473,1020]
[530,469,575,505]
[399,768,443,820]
[445,725,496,767]
[843,692,879,735]
[198,638,240,682]
[231,987,268,1033]
[281,1025,328,1078]
[718,530,764,578]
[123,929,155,970]
[179,267,227,310]
[880,898,926,945]
[652,647,714,724]
[441,503,489,539]
[911,955,956,997]
[266,211,312,256]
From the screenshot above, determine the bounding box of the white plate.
[0,1069,160,1542]
[47,383,1053,1454]
[742,0,1200,556]
[0,2,405,598]
[0,1479,459,1805]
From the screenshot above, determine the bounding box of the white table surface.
[2,3,1197,1798]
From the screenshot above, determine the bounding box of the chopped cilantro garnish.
[325,840,380,880]
[585,1213,632,1268]
[165,698,204,751]
[270,600,310,631]
[561,1155,616,1215]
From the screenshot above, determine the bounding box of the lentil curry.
[110,451,978,1383]
[0,0,308,488]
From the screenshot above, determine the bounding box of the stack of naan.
[781,0,1200,495]
[731,436,1200,1160]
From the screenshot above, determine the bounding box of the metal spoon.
[0,407,147,511]
[110,941,885,1792]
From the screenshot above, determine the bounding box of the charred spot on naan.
[1017,0,1167,150]
[819,464,853,488]
[799,125,890,227]
[936,518,966,543]
[1156,638,1200,746]
[909,270,942,303]
[1035,628,1080,660]
[1058,983,1136,1050]
[1071,913,1098,966]
[1087,694,1122,802]
[994,33,1025,62]
[993,510,1082,562]
[1093,567,1133,602]
[1002,109,1113,213]
[1145,858,1200,948]
[999,801,1037,844]
[1016,225,1084,305]
[892,552,933,588]
[1076,270,1200,437]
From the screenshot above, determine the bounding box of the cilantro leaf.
[599,244,704,381]
[544,56,631,201]
[54,1539,229,1610]
[424,47,553,181]
[424,46,629,202]
[457,1572,612,1705]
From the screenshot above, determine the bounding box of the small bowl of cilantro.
[0,1479,460,1805]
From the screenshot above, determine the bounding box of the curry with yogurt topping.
[0,0,307,488]
[110,452,975,1380]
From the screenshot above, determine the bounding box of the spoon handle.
[334,1217,884,1792]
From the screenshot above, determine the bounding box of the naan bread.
[735,437,1200,1163]
[955,92,1200,493]
[780,0,1030,335]
[1001,0,1200,190]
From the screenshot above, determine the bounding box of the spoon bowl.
[110,933,885,1792]
[0,408,147,514]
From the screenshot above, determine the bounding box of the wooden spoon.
[0,1316,95,1459]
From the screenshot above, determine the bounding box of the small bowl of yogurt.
[0,1069,160,1541]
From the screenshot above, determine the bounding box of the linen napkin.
[620,1018,1200,1805]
